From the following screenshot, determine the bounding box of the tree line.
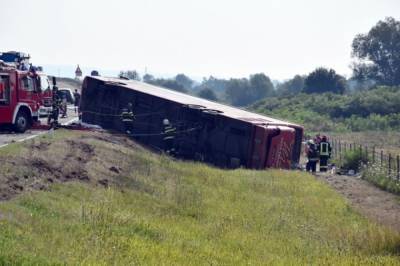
[120,17,400,107]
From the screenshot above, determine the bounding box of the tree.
[142,74,188,93]
[198,88,218,101]
[225,73,275,106]
[303,68,346,94]
[195,76,228,100]
[175,74,193,90]
[225,78,251,106]
[156,79,187,93]
[119,70,141,81]
[143,73,155,83]
[249,73,274,99]
[352,17,400,86]
[277,75,305,95]
[199,76,228,93]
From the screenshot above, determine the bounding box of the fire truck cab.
[0,63,46,132]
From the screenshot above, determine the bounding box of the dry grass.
[328,131,400,155]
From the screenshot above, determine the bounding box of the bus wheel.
[14,110,30,133]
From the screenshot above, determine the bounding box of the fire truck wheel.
[14,110,30,133]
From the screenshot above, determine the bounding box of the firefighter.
[314,133,322,145]
[48,86,61,128]
[121,102,135,134]
[60,95,68,118]
[306,139,318,173]
[162,118,176,155]
[73,89,81,114]
[319,135,332,172]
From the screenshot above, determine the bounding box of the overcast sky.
[1,0,399,80]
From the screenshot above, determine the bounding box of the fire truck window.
[40,76,50,92]
[22,76,35,91]
[0,76,11,105]
[35,76,41,92]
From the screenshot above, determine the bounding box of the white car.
[58,88,75,104]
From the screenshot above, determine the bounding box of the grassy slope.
[0,131,399,265]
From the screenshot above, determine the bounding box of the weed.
[341,150,369,172]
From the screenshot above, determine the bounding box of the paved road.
[0,105,78,148]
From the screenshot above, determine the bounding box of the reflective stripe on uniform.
[164,125,175,130]
[320,142,329,156]
[122,112,134,117]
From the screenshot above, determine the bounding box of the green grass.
[0,131,399,265]
[362,162,400,195]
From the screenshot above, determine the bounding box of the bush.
[250,86,400,132]
[341,150,369,172]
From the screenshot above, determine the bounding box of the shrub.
[341,150,369,172]
[250,86,400,132]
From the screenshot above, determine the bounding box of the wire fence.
[330,138,400,181]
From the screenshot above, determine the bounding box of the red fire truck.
[0,62,51,132]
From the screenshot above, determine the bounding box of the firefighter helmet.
[163,119,170,126]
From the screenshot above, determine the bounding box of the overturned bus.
[80,76,303,169]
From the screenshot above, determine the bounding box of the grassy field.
[0,130,399,265]
[328,131,400,155]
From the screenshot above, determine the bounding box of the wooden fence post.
[381,150,383,168]
[372,146,375,164]
[397,155,400,180]
[388,153,392,176]
[334,140,337,158]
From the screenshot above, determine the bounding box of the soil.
[317,172,400,233]
[0,132,146,201]
[0,138,96,200]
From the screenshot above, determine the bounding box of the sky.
[1,0,399,80]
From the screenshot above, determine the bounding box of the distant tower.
[75,64,82,79]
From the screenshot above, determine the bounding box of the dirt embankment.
[317,173,400,233]
[0,132,141,200]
